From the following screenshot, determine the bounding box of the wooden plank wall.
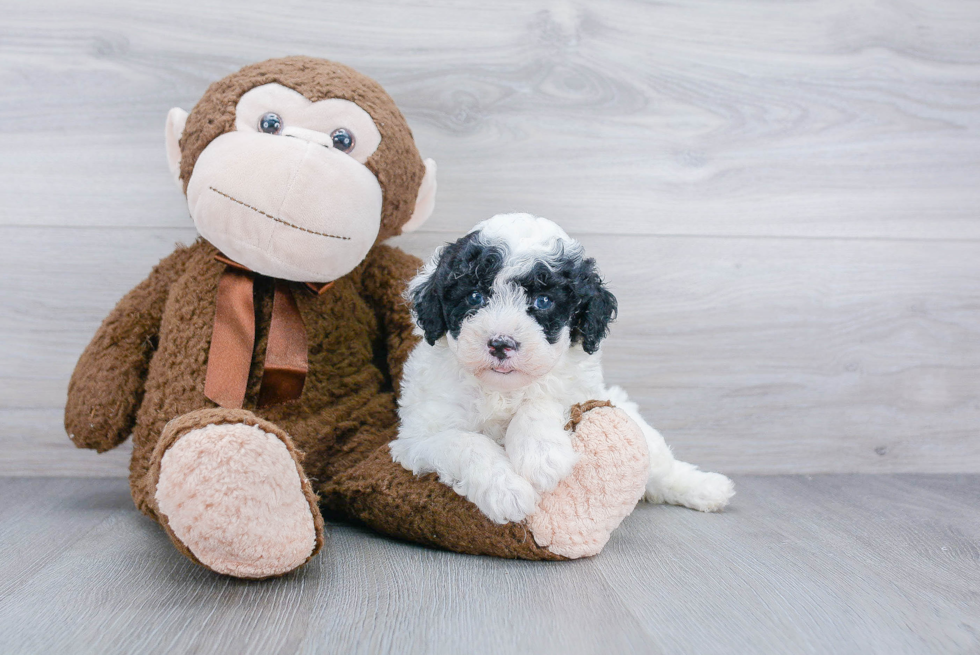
[1,0,978,475]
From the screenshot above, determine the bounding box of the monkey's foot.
[526,402,649,558]
[153,410,323,579]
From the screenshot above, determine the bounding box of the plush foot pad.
[155,422,318,578]
[526,405,649,558]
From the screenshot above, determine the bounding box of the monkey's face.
[168,80,435,283]
[186,83,383,282]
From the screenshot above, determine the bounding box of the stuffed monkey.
[65,57,648,578]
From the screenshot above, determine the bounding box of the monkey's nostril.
[487,336,519,360]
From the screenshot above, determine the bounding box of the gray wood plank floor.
[0,475,977,654]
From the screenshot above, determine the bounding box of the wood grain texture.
[1,0,979,474]
[2,0,979,238]
[0,475,977,654]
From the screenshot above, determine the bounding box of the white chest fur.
[397,337,608,441]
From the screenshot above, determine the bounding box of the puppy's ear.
[409,231,486,345]
[571,258,617,354]
[409,256,447,346]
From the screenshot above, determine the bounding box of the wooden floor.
[0,474,977,654]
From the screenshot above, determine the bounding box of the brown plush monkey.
[65,57,647,578]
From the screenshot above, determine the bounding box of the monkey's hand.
[65,246,190,452]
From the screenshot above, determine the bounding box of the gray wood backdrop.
[1,0,978,476]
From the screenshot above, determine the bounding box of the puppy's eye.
[331,128,355,153]
[466,291,485,307]
[533,295,553,311]
[259,112,283,135]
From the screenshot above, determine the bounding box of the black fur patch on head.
[513,256,617,354]
[410,232,505,345]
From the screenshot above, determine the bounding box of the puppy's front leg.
[506,400,580,494]
[390,430,539,524]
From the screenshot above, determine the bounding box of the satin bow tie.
[204,253,333,409]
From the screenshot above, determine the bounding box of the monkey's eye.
[533,295,553,311]
[331,128,355,153]
[466,291,485,307]
[258,112,283,135]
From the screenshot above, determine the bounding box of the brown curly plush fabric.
[65,58,563,571]
[565,399,613,431]
[320,444,565,560]
[178,56,426,241]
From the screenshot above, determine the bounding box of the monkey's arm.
[65,246,191,452]
[360,244,423,398]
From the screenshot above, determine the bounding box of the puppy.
[391,213,734,524]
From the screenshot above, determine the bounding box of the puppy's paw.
[686,471,736,512]
[511,438,580,494]
[388,438,413,470]
[647,463,735,512]
[463,464,539,524]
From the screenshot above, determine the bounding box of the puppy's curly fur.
[392,213,735,524]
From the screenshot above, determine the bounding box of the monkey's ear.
[401,158,437,233]
[165,107,189,190]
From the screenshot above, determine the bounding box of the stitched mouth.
[209,186,350,241]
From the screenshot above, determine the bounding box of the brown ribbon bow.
[204,254,333,409]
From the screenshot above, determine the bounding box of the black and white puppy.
[391,213,734,524]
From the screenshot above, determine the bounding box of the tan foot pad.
[527,406,650,558]
[155,422,317,578]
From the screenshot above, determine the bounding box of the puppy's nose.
[487,336,519,360]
